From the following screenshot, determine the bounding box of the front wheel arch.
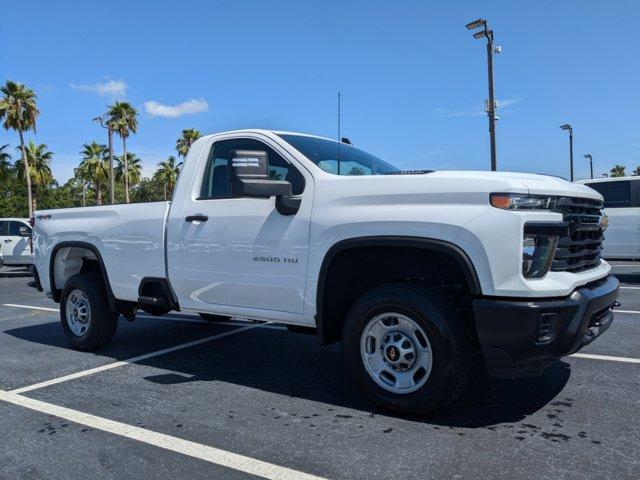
[316,236,481,345]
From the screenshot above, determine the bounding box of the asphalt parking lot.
[1,262,639,480]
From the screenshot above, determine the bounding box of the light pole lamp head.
[560,124,572,133]
[584,154,592,160]
[466,19,486,30]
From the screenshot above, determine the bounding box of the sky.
[1,0,639,183]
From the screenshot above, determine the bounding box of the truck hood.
[427,171,602,200]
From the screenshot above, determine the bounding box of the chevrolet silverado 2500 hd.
[31,129,618,415]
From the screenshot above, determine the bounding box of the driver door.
[167,135,313,317]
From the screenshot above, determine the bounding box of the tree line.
[608,165,640,178]
[0,79,202,218]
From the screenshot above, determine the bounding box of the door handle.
[185,214,209,222]
[4,239,11,243]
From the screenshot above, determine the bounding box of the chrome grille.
[551,197,604,273]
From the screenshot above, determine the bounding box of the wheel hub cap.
[381,331,416,371]
[360,313,433,394]
[66,289,91,336]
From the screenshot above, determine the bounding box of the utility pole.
[466,19,501,171]
[93,115,115,204]
[584,154,593,179]
[560,124,574,181]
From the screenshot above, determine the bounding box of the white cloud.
[436,97,523,118]
[144,98,209,118]
[70,79,128,98]
[498,97,523,109]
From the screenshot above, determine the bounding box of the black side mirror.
[19,226,31,237]
[229,150,292,198]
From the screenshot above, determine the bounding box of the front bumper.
[473,274,619,379]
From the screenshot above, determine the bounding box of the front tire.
[342,283,471,416]
[60,273,119,351]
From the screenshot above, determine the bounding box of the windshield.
[278,134,399,176]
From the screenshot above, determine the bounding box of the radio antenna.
[337,92,341,175]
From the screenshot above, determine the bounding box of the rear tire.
[60,272,118,351]
[199,313,229,323]
[342,283,471,416]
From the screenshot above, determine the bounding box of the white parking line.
[2,303,59,312]
[615,309,640,314]
[0,390,327,480]
[571,353,640,364]
[10,324,258,394]
[619,286,640,290]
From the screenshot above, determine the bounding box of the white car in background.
[0,218,33,266]
[579,177,640,260]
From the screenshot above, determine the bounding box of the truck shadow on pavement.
[5,318,570,429]
[613,273,640,284]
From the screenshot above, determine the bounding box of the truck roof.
[0,218,29,223]
[576,176,640,184]
[202,129,336,143]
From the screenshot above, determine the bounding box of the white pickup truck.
[32,129,618,415]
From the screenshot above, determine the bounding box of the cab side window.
[587,181,632,208]
[7,221,31,237]
[7,221,28,236]
[0,221,6,235]
[199,138,305,199]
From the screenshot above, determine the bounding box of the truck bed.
[34,202,170,302]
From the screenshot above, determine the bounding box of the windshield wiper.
[382,169,434,175]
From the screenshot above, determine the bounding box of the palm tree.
[107,101,138,203]
[176,128,201,158]
[74,161,91,207]
[632,166,640,176]
[93,114,116,205]
[80,141,110,205]
[155,155,180,200]
[0,81,40,217]
[610,165,626,177]
[15,141,53,210]
[0,144,12,181]
[115,152,142,193]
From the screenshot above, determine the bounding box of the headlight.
[522,234,559,279]
[490,193,557,210]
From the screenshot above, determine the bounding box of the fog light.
[522,234,558,279]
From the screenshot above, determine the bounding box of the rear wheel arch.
[315,236,481,345]
[49,242,117,309]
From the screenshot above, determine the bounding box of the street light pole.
[93,115,115,205]
[584,154,593,179]
[560,124,574,182]
[466,18,500,171]
[485,32,497,172]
